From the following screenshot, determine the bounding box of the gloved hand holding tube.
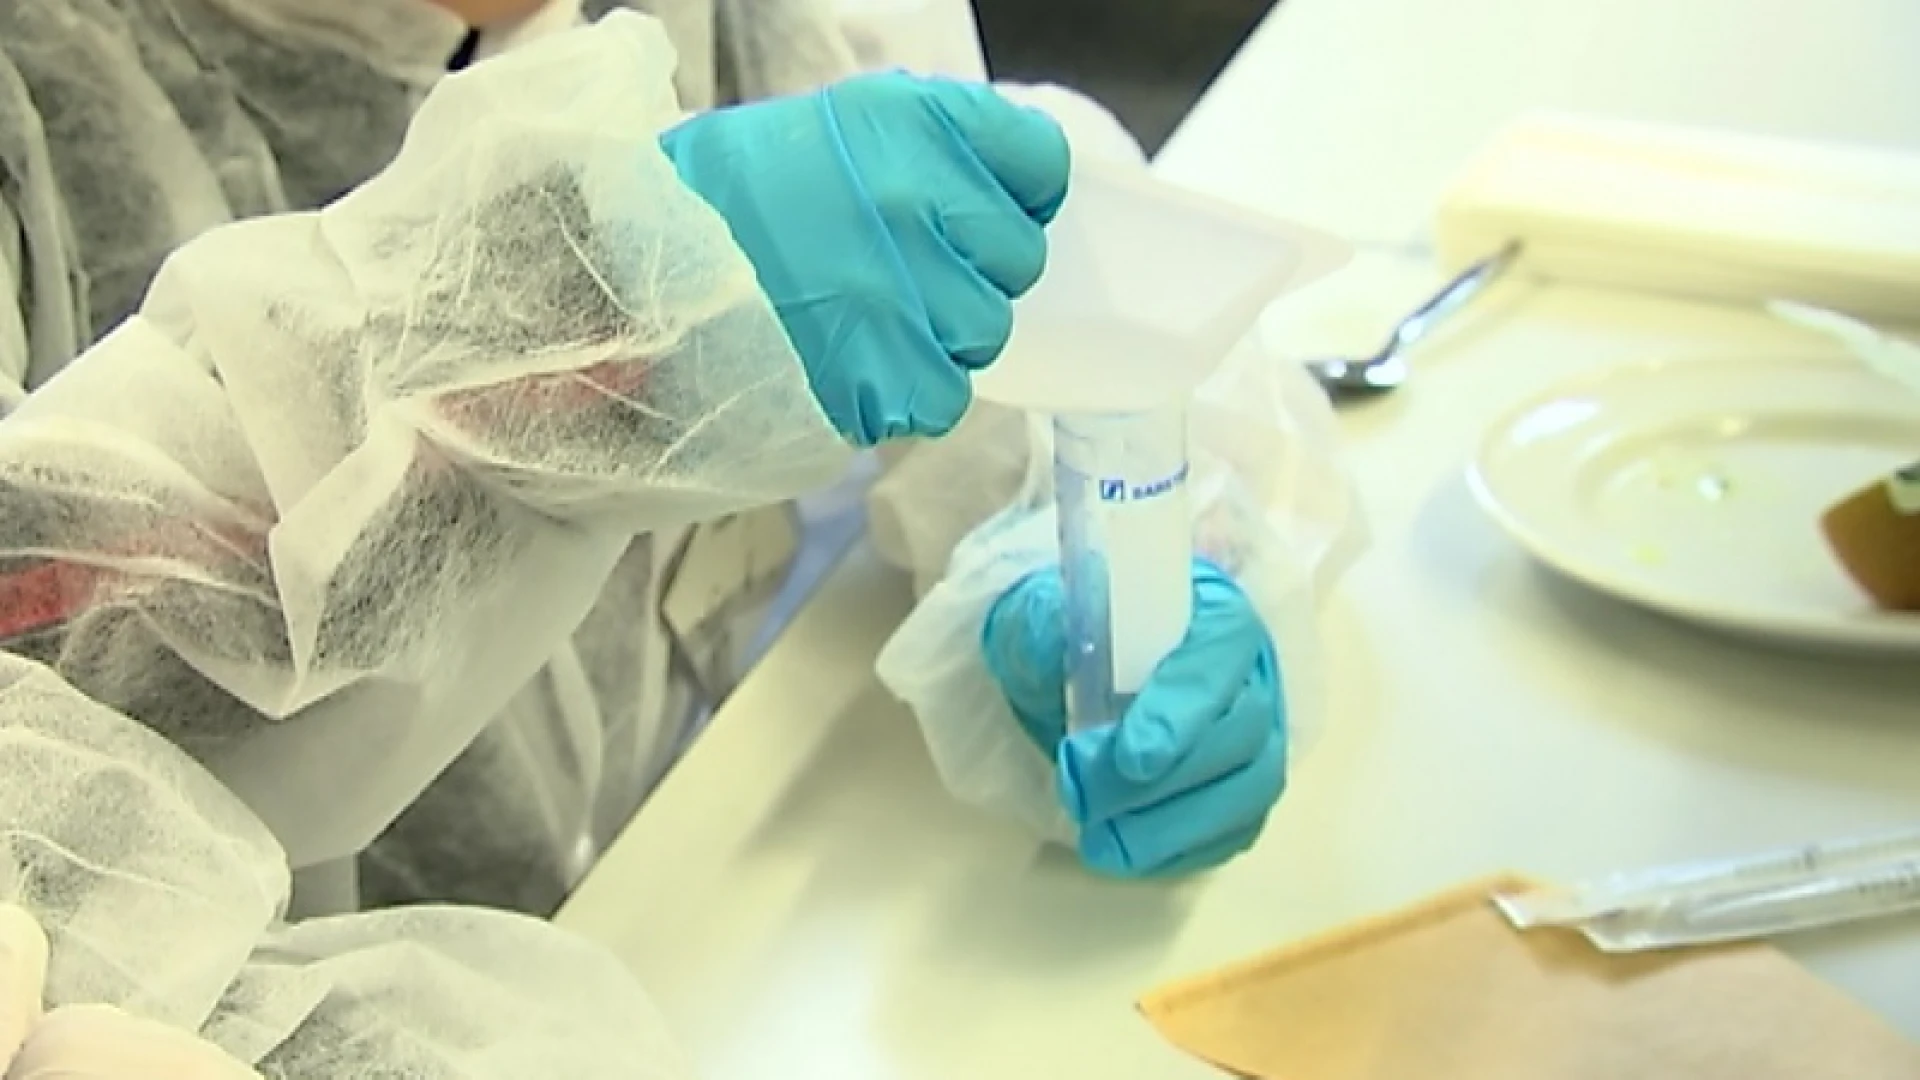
[983,561,1288,877]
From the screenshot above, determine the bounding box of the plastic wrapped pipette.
[1494,824,1920,952]
[1556,859,1920,953]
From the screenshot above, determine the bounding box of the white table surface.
[559,263,1920,1077]
[1154,0,1920,247]
[558,2,1920,1075]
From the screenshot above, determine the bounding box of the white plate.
[1469,354,1920,653]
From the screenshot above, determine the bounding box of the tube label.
[1097,463,1190,504]
[1103,463,1191,696]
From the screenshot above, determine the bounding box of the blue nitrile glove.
[660,73,1070,447]
[982,561,1288,877]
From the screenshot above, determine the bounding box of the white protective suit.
[0,3,1364,1074]
[0,654,698,1076]
[0,0,986,918]
[0,7,1006,1078]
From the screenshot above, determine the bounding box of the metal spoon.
[1305,241,1521,398]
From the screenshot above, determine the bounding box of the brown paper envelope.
[1140,874,1920,1080]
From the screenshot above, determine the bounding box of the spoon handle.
[1767,299,1920,396]
[1388,241,1522,354]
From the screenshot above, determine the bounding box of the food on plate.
[1821,459,1920,611]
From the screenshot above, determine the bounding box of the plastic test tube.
[1054,402,1193,733]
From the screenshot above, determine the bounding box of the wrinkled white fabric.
[711,0,859,102]
[0,0,462,337]
[0,12,848,895]
[833,0,989,81]
[0,662,286,1033]
[0,658,694,1078]
[9,1004,259,1079]
[226,909,695,1077]
[473,0,588,62]
[872,88,1366,840]
[2,901,257,1076]
[0,905,48,1063]
[595,0,981,109]
[0,0,978,916]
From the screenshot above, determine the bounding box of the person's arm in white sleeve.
[0,653,698,1078]
[2,10,1077,877]
[0,13,850,870]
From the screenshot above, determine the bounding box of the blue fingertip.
[1189,559,1245,607]
[1079,822,1138,878]
[1138,823,1263,879]
[1020,111,1071,225]
[925,80,1071,225]
[1113,711,1178,784]
[1055,739,1092,825]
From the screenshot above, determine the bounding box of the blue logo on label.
[1096,465,1188,504]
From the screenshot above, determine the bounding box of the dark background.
[972,0,1277,154]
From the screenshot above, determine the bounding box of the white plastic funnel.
[973,162,1350,413]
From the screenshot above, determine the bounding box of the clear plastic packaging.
[1494,824,1920,952]
[1055,405,1192,732]
[1564,858,1920,953]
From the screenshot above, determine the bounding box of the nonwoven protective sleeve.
[0,12,850,870]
